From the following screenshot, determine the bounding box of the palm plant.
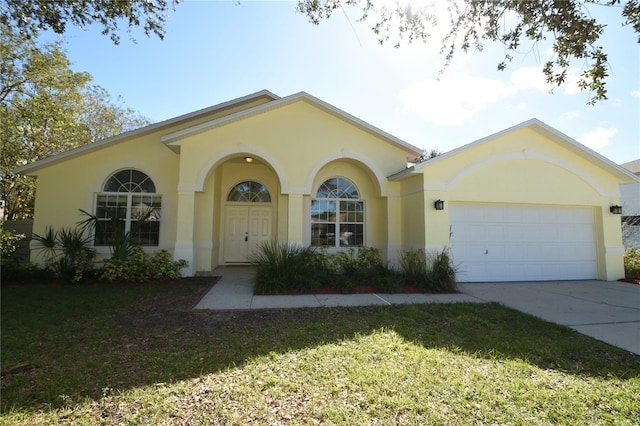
[32,226,96,282]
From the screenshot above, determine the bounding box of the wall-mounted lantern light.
[609,205,622,215]
[244,156,254,163]
[434,199,445,211]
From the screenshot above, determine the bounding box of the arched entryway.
[223,180,273,262]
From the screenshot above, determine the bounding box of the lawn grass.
[2,279,639,424]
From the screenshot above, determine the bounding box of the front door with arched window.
[224,181,272,262]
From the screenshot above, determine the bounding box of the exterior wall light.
[609,205,622,215]
[244,156,254,163]
[434,199,445,210]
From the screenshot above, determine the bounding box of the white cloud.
[400,67,549,125]
[632,90,640,97]
[400,65,585,125]
[577,127,618,150]
[399,74,512,125]
[561,111,580,120]
[510,67,552,92]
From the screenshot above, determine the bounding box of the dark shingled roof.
[621,159,640,175]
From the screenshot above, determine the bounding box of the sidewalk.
[193,266,482,310]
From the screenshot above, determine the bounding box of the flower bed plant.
[251,242,457,294]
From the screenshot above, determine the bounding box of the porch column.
[174,188,196,276]
[287,193,304,245]
[386,193,403,268]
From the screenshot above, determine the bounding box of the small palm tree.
[32,226,95,282]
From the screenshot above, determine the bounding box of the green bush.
[427,247,457,292]
[100,247,188,282]
[151,249,188,279]
[251,243,403,294]
[331,247,399,293]
[32,226,96,283]
[624,248,640,279]
[0,260,55,283]
[399,247,457,292]
[250,241,321,294]
[0,228,26,259]
[399,248,430,288]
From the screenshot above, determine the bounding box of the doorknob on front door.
[245,232,248,242]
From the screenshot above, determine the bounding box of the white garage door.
[450,204,597,282]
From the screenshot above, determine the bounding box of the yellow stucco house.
[17,90,638,282]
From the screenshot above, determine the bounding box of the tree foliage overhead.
[0,25,151,220]
[297,0,639,104]
[0,0,177,44]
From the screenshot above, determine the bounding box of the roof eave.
[14,89,280,176]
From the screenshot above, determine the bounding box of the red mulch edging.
[254,284,460,296]
[618,278,640,285]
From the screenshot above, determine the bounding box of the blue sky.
[42,0,639,164]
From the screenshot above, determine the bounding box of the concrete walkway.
[194,266,640,355]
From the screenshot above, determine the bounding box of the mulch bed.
[255,284,460,296]
[618,278,640,285]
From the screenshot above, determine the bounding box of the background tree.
[297,0,639,104]
[0,25,151,220]
[0,0,176,44]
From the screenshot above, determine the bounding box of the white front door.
[224,205,272,262]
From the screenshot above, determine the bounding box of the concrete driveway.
[458,280,640,355]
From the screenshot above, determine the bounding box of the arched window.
[95,169,161,246]
[311,177,364,247]
[227,181,271,202]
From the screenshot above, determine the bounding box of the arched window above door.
[227,181,271,203]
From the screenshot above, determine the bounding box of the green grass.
[2,279,639,424]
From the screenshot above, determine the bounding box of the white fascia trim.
[161,92,423,156]
[387,165,416,181]
[15,89,280,176]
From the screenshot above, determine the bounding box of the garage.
[449,203,597,282]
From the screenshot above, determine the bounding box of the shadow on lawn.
[2,279,639,412]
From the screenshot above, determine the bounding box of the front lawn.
[2,279,639,424]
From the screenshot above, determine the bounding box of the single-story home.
[16,90,639,282]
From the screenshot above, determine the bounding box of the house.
[620,159,640,248]
[16,90,639,282]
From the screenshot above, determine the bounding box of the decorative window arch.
[227,181,271,203]
[94,169,161,246]
[311,177,364,247]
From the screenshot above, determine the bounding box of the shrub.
[0,228,26,259]
[151,249,188,280]
[399,247,457,292]
[100,247,188,282]
[32,226,96,283]
[331,247,394,293]
[399,248,431,289]
[0,260,55,283]
[427,247,457,292]
[250,241,320,294]
[624,248,640,279]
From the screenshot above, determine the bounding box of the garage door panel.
[450,204,597,282]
